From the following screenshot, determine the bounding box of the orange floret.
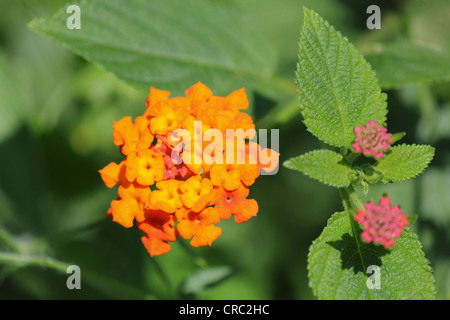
[113,116,137,155]
[180,176,214,212]
[138,210,178,257]
[210,161,260,191]
[210,163,242,191]
[185,81,213,107]
[224,87,249,111]
[148,180,183,213]
[126,149,164,186]
[148,98,190,135]
[212,185,258,223]
[98,161,126,188]
[112,116,155,155]
[118,181,151,207]
[134,116,154,151]
[110,197,142,228]
[176,207,222,247]
[145,87,171,109]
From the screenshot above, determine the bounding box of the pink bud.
[352,121,392,159]
[354,196,409,249]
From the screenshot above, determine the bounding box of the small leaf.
[283,150,352,187]
[390,132,406,145]
[296,8,387,147]
[361,164,384,185]
[308,211,436,300]
[376,144,435,183]
[367,42,450,89]
[361,180,369,194]
[407,215,418,225]
[179,266,234,298]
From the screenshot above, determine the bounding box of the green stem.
[339,185,372,299]
[150,258,175,298]
[0,251,156,299]
[0,230,157,299]
[340,186,365,242]
[346,152,360,165]
[341,184,364,211]
[340,186,366,262]
[0,251,69,272]
[0,229,20,252]
[178,240,208,269]
[0,229,158,299]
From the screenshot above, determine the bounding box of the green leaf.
[29,0,275,99]
[308,211,436,300]
[360,164,384,185]
[366,42,450,89]
[376,144,435,183]
[283,150,352,187]
[179,266,234,299]
[296,8,387,148]
[390,132,406,145]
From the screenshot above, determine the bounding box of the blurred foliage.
[0,0,448,299]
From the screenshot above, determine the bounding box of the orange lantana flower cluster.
[99,82,278,257]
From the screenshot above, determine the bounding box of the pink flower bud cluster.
[353,121,391,159]
[355,196,408,249]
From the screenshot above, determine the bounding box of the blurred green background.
[0,0,449,299]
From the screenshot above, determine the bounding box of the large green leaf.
[29,0,275,98]
[367,42,450,89]
[296,8,387,148]
[308,211,436,300]
[376,144,435,183]
[283,150,352,187]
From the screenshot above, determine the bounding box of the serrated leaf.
[376,144,434,183]
[366,42,450,89]
[179,266,233,299]
[390,132,406,145]
[283,150,352,187]
[308,211,436,300]
[296,8,387,148]
[29,0,275,100]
